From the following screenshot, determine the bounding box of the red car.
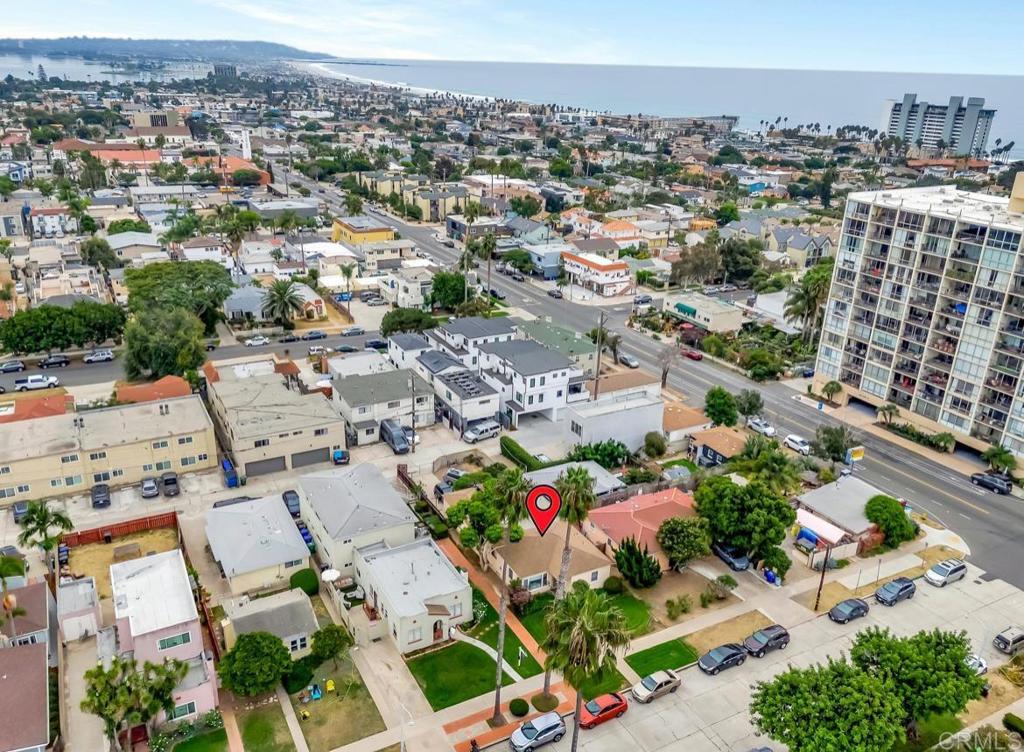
[579,692,628,729]
[682,348,704,361]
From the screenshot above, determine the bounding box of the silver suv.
[994,626,1024,655]
[509,712,565,752]
[924,558,968,587]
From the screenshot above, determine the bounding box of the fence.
[60,511,180,548]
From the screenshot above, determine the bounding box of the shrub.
[453,471,491,490]
[707,574,738,600]
[531,693,559,712]
[290,568,319,596]
[759,546,792,581]
[699,591,713,608]
[644,431,667,458]
[865,494,916,546]
[602,576,624,594]
[149,733,170,752]
[509,698,530,717]
[817,466,837,484]
[665,595,692,620]
[202,710,224,729]
[1003,712,1024,735]
[614,537,662,589]
[500,436,544,471]
[624,467,659,485]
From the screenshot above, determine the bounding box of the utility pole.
[592,310,607,401]
[409,373,417,454]
[812,542,833,612]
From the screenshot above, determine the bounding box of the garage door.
[291,447,330,468]
[245,456,287,477]
[63,613,98,641]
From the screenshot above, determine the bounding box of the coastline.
[297,61,494,103]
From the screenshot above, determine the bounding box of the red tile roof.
[587,488,694,564]
[116,375,192,404]
[0,394,73,424]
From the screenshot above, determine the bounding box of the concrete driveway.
[64,638,107,752]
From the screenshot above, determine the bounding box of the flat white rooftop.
[848,186,1024,231]
[111,549,197,636]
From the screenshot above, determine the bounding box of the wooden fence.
[60,511,180,548]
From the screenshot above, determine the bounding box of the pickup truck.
[15,374,59,391]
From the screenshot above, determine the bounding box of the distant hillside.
[0,37,325,62]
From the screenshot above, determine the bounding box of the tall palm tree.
[340,263,356,317]
[16,500,72,577]
[982,445,1016,475]
[344,193,363,216]
[542,583,630,752]
[876,403,900,425]
[479,231,497,312]
[462,202,481,303]
[0,555,27,639]
[490,468,529,724]
[262,279,304,324]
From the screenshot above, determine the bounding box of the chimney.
[1010,173,1024,215]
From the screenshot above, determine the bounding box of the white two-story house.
[426,317,518,369]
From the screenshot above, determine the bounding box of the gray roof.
[796,476,878,536]
[570,237,620,254]
[525,461,625,496]
[334,369,432,408]
[299,464,416,541]
[205,495,310,577]
[389,333,430,352]
[505,216,543,234]
[478,340,572,376]
[438,316,517,340]
[106,231,161,250]
[417,350,463,375]
[225,588,318,640]
[437,370,498,400]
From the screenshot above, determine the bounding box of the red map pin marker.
[526,485,562,536]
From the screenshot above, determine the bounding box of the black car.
[335,344,358,353]
[280,333,300,343]
[160,471,180,497]
[489,288,507,300]
[829,597,870,624]
[547,288,563,299]
[364,338,388,350]
[742,625,790,657]
[282,490,301,517]
[712,542,750,571]
[875,576,916,606]
[434,481,453,503]
[511,272,525,282]
[0,360,25,373]
[39,354,71,369]
[205,342,218,351]
[697,643,747,675]
[971,472,1012,494]
[301,330,327,341]
[91,484,111,508]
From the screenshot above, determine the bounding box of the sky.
[4,0,1022,75]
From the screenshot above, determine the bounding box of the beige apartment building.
[0,395,216,504]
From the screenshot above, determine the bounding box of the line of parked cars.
[698,624,791,675]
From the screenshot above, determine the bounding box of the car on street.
[308,345,333,356]
[39,354,71,369]
[341,326,365,336]
[15,374,59,391]
[966,654,988,675]
[971,472,1012,494]
[140,477,160,499]
[698,643,747,675]
[993,626,1024,655]
[280,333,299,343]
[829,597,870,624]
[83,349,115,363]
[875,576,916,606]
[742,625,790,657]
[489,288,507,300]
[160,472,180,497]
[618,353,640,369]
[579,693,628,728]
[205,341,218,351]
[366,297,388,306]
[630,670,681,703]
[301,330,327,341]
[712,541,750,571]
[511,272,525,282]
[720,283,737,292]
[747,417,776,436]
[681,348,703,361]
[924,558,968,587]
[509,712,565,752]
[91,484,111,508]
[244,335,270,347]
[364,338,388,350]
[335,344,358,353]
[633,294,653,306]
[0,360,25,373]
[547,288,563,299]
[783,434,811,455]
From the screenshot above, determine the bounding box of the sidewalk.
[219,707,245,752]
[276,683,311,752]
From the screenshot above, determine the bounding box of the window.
[181,456,197,467]
[155,461,172,471]
[0,466,8,475]
[197,453,208,462]
[528,395,534,405]
[524,573,548,591]
[540,376,546,386]
[50,479,63,488]
[285,559,302,568]
[590,570,599,582]
[93,472,111,483]
[358,406,369,415]
[158,632,191,650]
[178,436,193,445]
[387,400,401,409]
[88,451,107,461]
[0,488,14,499]
[571,421,582,437]
[452,602,463,618]
[64,475,82,486]
[408,627,422,644]
[142,464,154,472]
[556,390,563,398]
[529,377,536,388]
[168,702,196,720]
[152,440,168,449]
[314,428,327,436]
[60,454,79,464]
[111,469,123,478]
[289,636,308,652]
[255,439,270,448]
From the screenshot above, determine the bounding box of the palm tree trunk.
[491,559,510,724]
[543,526,576,697]
[486,256,493,313]
[569,690,583,752]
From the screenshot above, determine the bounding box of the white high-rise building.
[814,179,1024,456]
[882,94,995,156]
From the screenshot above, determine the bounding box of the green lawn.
[466,589,543,677]
[577,666,628,700]
[660,458,698,472]
[238,704,295,752]
[172,729,228,752]
[520,590,653,642]
[624,639,699,677]
[289,655,386,752]
[891,714,962,752]
[407,641,513,710]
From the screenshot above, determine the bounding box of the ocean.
[0,53,211,84]
[306,59,1024,157]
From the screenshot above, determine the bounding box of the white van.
[463,419,500,444]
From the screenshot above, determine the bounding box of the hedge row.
[499,436,562,472]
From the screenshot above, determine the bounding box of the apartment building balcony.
[942,283,972,301]
[928,338,958,355]
[893,360,920,377]
[856,293,879,309]
[912,274,942,290]
[839,371,861,387]
[921,369,949,388]
[971,422,1002,443]
[886,388,913,409]
[898,341,925,358]
[925,355,954,372]
[996,336,1024,356]
[992,354,1024,376]
[901,329,928,345]
[945,266,976,283]
[985,375,1019,396]
[980,392,1012,411]
[859,275,883,293]
[917,386,945,405]
[864,243,890,261]
[974,289,1006,309]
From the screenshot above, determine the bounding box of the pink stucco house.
[108,549,218,723]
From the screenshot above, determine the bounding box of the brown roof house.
[663,403,713,452]
[0,581,58,667]
[0,643,49,752]
[691,426,747,467]
[486,519,612,595]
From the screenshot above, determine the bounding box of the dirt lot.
[685,610,775,654]
[645,569,740,626]
[67,528,180,600]
[960,672,1024,725]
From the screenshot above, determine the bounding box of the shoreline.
[298,61,494,103]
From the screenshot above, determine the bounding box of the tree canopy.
[124,261,233,334]
[122,307,205,380]
[656,516,711,569]
[704,386,738,426]
[218,631,292,697]
[380,307,434,336]
[864,495,916,546]
[0,302,126,354]
[431,270,471,310]
[694,476,795,560]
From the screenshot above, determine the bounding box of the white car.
[245,335,270,347]
[783,434,811,455]
[747,417,776,437]
[966,654,988,675]
[83,349,114,363]
[308,345,333,356]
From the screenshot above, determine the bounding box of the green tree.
[124,261,233,334]
[821,379,843,402]
[704,386,738,426]
[614,537,662,588]
[759,546,792,581]
[261,279,303,324]
[218,631,292,696]
[643,431,667,458]
[785,258,835,344]
[344,193,363,216]
[231,168,263,186]
[694,476,795,560]
[731,436,801,496]
[713,202,740,226]
[864,495,916,546]
[656,516,711,569]
[876,403,900,425]
[72,301,127,347]
[509,195,541,217]
[851,628,985,740]
[123,307,205,380]
[15,499,73,577]
[339,263,356,317]
[107,218,151,235]
[743,348,783,382]
[80,237,122,269]
[380,307,434,336]
[462,201,481,303]
[735,389,764,420]
[982,445,1016,474]
[565,440,631,469]
[811,424,856,462]
[750,659,905,752]
[478,231,498,311]
[719,237,762,282]
[431,270,470,310]
[310,624,352,668]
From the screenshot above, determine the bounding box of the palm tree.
[340,263,356,317]
[262,279,304,324]
[542,583,631,752]
[490,468,529,725]
[16,500,72,577]
[876,403,900,425]
[462,202,481,303]
[344,193,363,216]
[479,231,497,312]
[731,436,801,496]
[982,445,1016,475]
[0,555,27,639]
[821,380,843,403]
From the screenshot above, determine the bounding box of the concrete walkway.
[450,628,524,682]
[219,706,246,752]
[276,683,311,752]
[63,638,106,752]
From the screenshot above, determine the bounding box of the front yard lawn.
[625,639,699,677]
[466,588,543,677]
[891,713,961,752]
[660,458,698,472]
[172,729,228,752]
[520,590,653,643]
[577,666,628,700]
[407,641,513,710]
[237,703,293,752]
[290,655,386,752]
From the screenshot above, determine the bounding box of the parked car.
[742,625,790,657]
[630,670,680,703]
[39,354,71,369]
[364,338,388,350]
[341,326,365,336]
[280,333,299,343]
[332,449,350,465]
[924,558,968,587]
[547,288,563,299]
[91,484,111,509]
[633,294,653,306]
[433,481,453,502]
[84,349,115,364]
[993,626,1024,655]
[802,366,815,378]
[244,335,270,347]
[402,426,421,447]
[282,490,301,517]
[966,654,989,675]
[463,419,501,444]
[579,693,628,728]
[698,643,747,675]
[618,353,640,369]
[301,330,327,341]
[712,541,750,571]
[681,348,703,361]
[444,468,468,485]
[511,272,525,282]
[140,477,160,499]
[783,434,811,455]
[205,341,218,351]
[15,374,59,391]
[0,545,25,568]
[308,345,333,356]
[971,472,1012,494]
[747,417,776,436]
[828,597,870,624]
[509,712,565,752]
[160,472,180,497]
[11,501,29,523]
[875,576,916,606]
[359,290,378,302]
[0,360,25,373]
[366,297,388,307]
[380,418,409,454]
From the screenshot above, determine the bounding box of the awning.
[796,509,845,546]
